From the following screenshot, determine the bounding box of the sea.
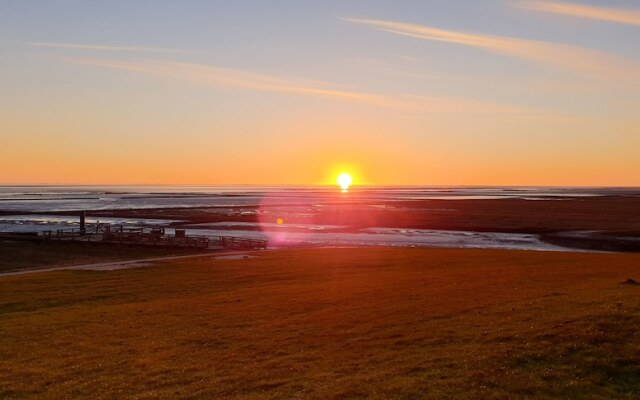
[1,185,638,251]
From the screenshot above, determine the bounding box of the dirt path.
[0,251,255,277]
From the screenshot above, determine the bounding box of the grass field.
[0,240,203,273]
[1,248,640,399]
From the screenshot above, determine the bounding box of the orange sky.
[1,0,639,186]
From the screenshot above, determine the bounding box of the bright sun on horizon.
[337,173,352,191]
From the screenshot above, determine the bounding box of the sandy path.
[0,251,256,277]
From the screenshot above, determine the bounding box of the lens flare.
[337,173,352,191]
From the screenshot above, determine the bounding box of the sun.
[337,173,352,191]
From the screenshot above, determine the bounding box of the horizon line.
[1,183,638,189]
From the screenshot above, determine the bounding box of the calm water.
[1,185,638,212]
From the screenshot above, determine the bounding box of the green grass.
[0,239,204,273]
[1,248,639,399]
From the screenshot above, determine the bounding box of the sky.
[0,0,638,186]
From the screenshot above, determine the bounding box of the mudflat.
[86,195,640,234]
[1,248,639,399]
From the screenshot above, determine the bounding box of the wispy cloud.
[28,41,198,54]
[403,95,535,115]
[68,57,388,104]
[344,18,640,83]
[66,56,541,116]
[517,1,640,26]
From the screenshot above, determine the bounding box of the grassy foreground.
[0,240,203,273]
[1,248,639,399]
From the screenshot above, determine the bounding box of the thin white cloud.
[28,41,198,54]
[66,56,542,116]
[68,57,388,104]
[344,17,640,83]
[517,1,640,26]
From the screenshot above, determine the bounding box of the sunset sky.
[1,0,638,186]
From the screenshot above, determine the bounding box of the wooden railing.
[39,225,268,250]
